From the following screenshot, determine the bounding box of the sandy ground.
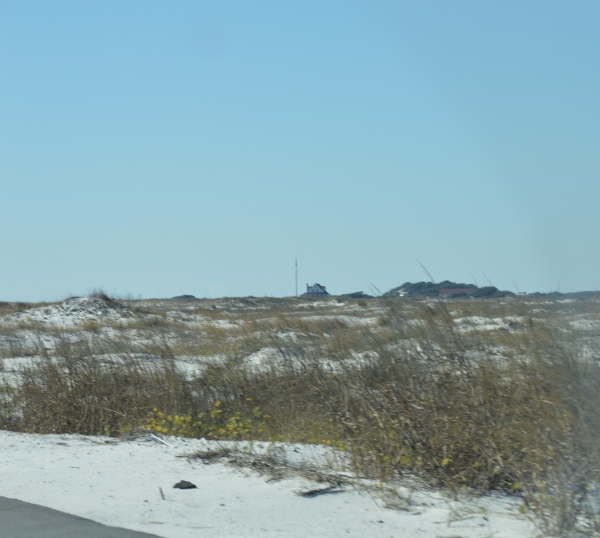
[0,430,540,538]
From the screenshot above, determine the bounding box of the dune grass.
[0,294,599,535]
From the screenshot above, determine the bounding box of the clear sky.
[2,1,599,301]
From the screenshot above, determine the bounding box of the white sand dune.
[0,430,539,538]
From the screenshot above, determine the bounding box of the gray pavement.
[0,496,160,538]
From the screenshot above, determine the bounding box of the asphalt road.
[0,496,160,538]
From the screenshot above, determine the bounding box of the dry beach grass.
[1,292,600,536]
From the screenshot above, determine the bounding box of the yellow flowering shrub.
[142,400,270,440]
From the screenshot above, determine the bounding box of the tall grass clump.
[338,300,600,535]
[0,339,194,436]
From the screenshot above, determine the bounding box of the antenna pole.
[295,258,298,296]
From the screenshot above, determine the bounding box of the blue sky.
[1,1,599,301]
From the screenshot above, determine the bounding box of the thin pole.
[295,258,298,296]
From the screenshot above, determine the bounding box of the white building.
[305,283,329,296]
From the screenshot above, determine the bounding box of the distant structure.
[438,287,474,298]
[304,283,329,296]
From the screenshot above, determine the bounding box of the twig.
[297,483,345,497]
[103,408,126,417]
[148,433,174,448]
